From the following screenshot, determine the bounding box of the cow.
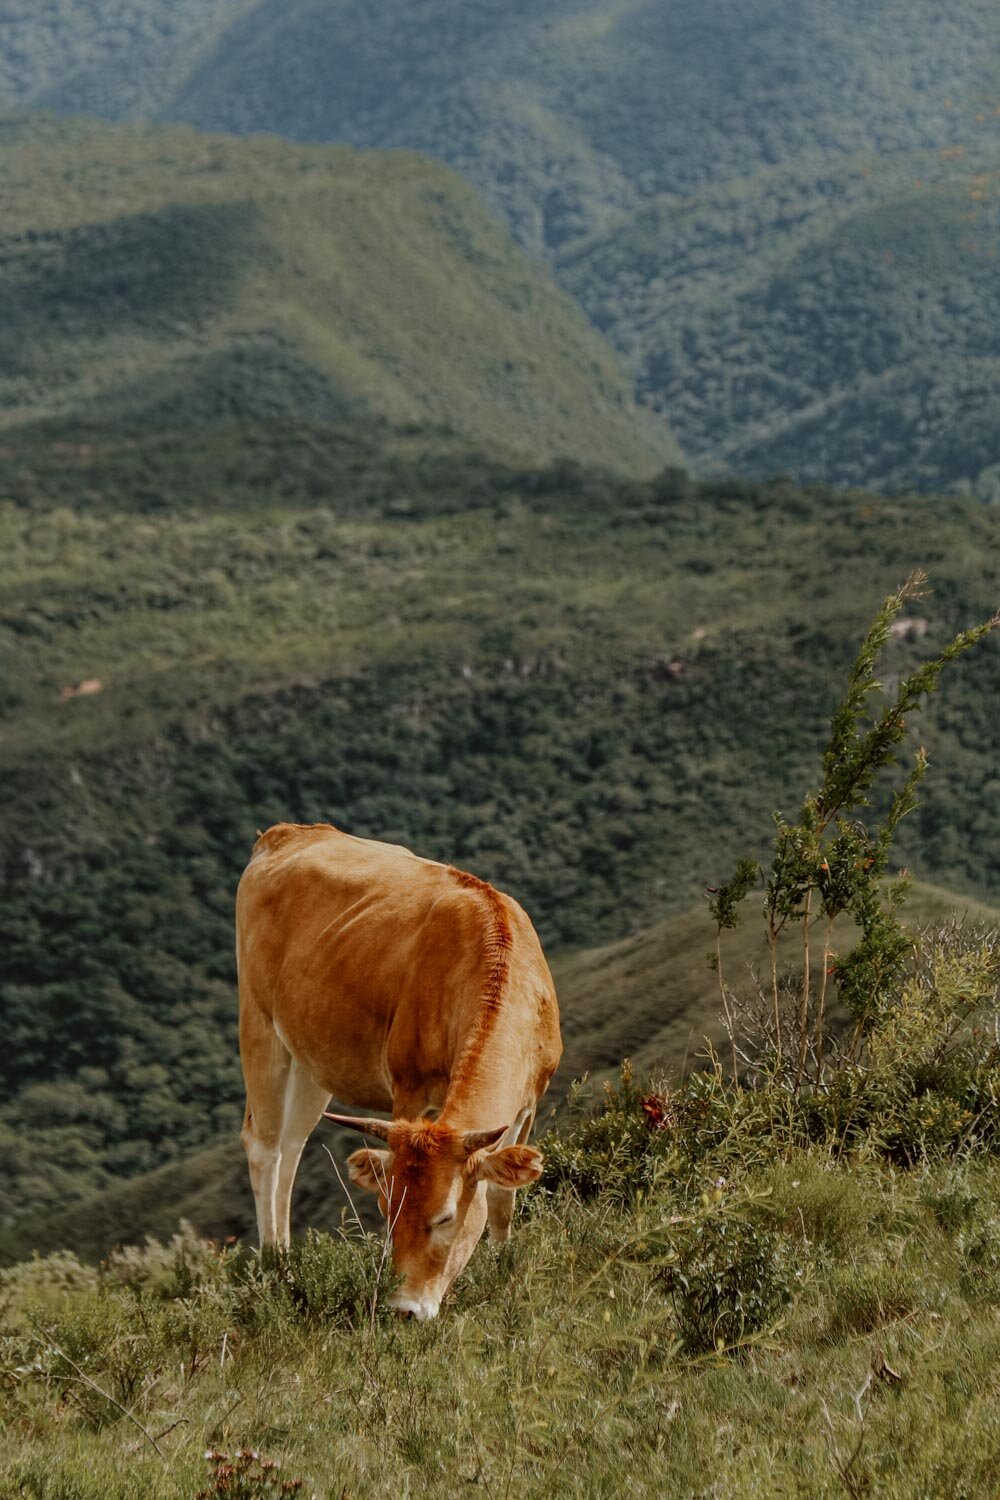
[235,822,562,1320]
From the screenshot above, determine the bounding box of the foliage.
[4,429,1000,1235]
[566,151,1000,496]
[538,1062,677,1204]
[9,1114,1000,1495]
[653,1200,794,1356]
[711,572,999,1089]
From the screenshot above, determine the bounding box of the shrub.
[221,1229,380,1332]
[710,571,998,1091]
[538,1062,679,1204]
[653,1198,795,1355]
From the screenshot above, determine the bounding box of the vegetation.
[563,150,1000,495]
[0,115,674,473]
[6,977,1000,1496]
[709,571,999,1086]
[3,429,1000,1248]
[4,535,1000,1495]
[4,3,1000,490]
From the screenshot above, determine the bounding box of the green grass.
[0,114,676,475]
[7,1152,1000,1497]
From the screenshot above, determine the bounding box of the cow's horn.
[462,1124,508,1153]
[322,1112,393,1142]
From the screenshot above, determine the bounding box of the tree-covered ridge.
[2,424,1000,1234]
[3,1,999,491]
[562,149,1000,495]
[0,115,676,474]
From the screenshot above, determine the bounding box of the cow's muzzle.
[388,1291,440,1321]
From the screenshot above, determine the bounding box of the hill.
[3,423,1000,1245]
[3,2,1000,491]
[0,114,676,473]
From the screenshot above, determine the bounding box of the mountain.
[3,423,1000,1243]
[2,2,999,492]
[0,114,677,473]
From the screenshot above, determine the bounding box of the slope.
[4,426,1000,1242]
[0,114,676,473]
[562,151,1000,495]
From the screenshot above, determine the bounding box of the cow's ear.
[472,1145,543,1189]
[347,1148,393,1193]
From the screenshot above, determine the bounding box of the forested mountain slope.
[3,425,1000,1240]
[3,1,999,491]
[0,115,675,472]
[563,153,1000,496]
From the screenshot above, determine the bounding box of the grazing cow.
[236,822,562,1319]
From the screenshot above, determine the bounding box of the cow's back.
[236,823,522,1105]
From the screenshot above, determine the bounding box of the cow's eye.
[430,1210,455,1230]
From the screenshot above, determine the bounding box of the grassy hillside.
[7,1096,1000,1496]
[3,422,1000,1243]
[0,115,676,473]
[3,2,1000,491]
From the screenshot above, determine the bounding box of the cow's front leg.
[486,1105,535,1243]
[486,1182,516,1243]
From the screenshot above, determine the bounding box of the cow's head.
[323,1113,542,1319]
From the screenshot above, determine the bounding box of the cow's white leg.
[240,998,292,1249]
[487,1107,534,1245]
[273,1060,331,1247]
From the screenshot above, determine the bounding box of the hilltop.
[0,115,675,473]
[3,2,1000,491]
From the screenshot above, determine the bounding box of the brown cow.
[236,822,562,1319]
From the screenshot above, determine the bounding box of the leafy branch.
[709,572,999,1091]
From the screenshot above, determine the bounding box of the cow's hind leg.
[487,1107,534,1245]
[273,1060,331,1247]
[240,998,292,1249]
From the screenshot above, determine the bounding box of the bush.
[538,1062,678,1204]
[653,1198,795,1355]
[221,1229,380,1332]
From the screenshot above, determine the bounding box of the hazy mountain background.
[3,0,1000,493]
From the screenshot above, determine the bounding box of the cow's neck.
[441,949,524,1133]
